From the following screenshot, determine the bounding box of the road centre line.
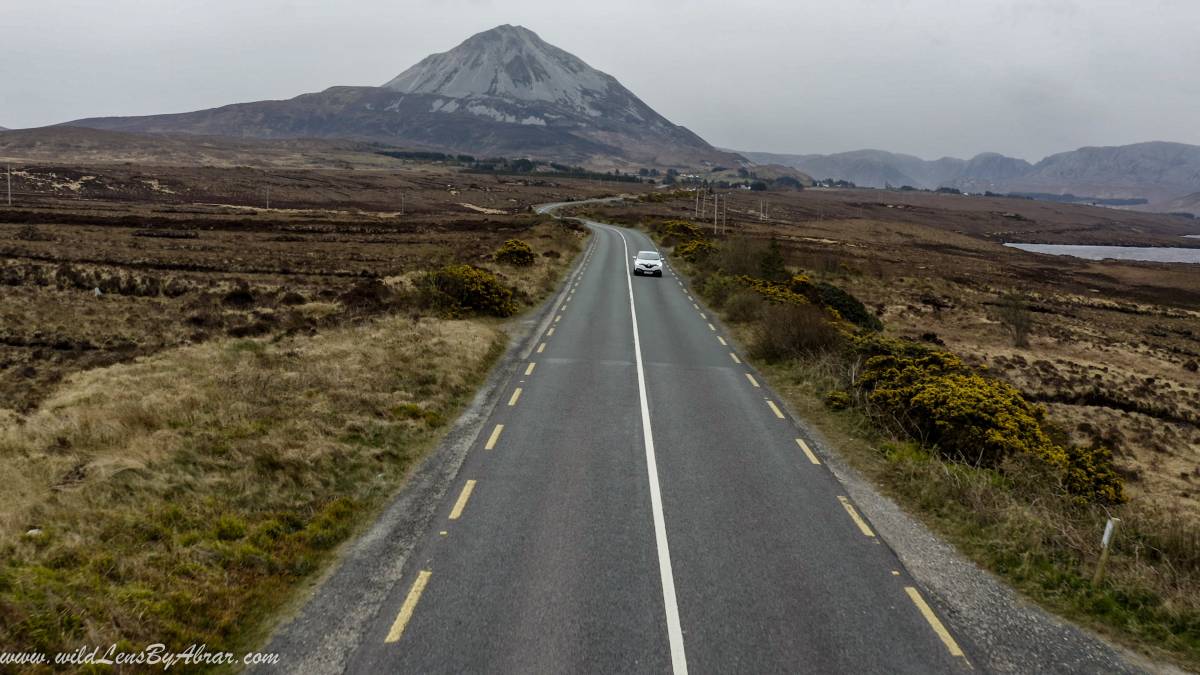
[546,327,555,337]
[484,424,503,450]
[508,388,522,406]
[537,343,546,353]
[718,337,727,346]
[837,496,876,537]
[525,362,536,376]
[449,480,477,520]
[384,570,432,643]
[614,227,690,675]
[745,373,760,388]
[795,438,820,465]
[766,400,785,418]
[904,587,966,659]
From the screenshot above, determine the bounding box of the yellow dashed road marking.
[449,480,477,520]
[905,586,966,659]
[718,336,727,346]
[484,424,503,450]
[508,388,522,406]
[730,352,741,364]
[547,327,555,337]
[525,362,536,376]
[746,373,760,388]
[837,496,876,537]
[796,438,820,464]
[385,570,432,643]
[766,400,785,419]
[708,323,716,331]
[537,342,546,353]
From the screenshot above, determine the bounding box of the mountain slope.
[64,25,737,168]
[742,149,966,189]
[744,143,1200,211]
[1004,142,1200,203]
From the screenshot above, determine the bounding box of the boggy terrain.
[0,165,636,411]
[0,163,632,657]
[577,188,1200,517]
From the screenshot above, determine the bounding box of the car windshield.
[638,251,660,260]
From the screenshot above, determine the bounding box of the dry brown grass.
[0,314,503,656]
[0,167,588,658]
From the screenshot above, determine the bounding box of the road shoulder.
[250,232,592,674]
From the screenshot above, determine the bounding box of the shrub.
[715,237,766,277]
[736,275,810,307]
[494,239,535,266]
[676,238,717,262]
[759,239,789,282]
[814,282,883,331]
[851,335,1125,504]
[1063,443,1127,505]
[657,219,705,245]
[750,303,844,362]
[421,264,518,317]
[824,390,851,411]
[998,291,1032,348]
[723,289,765,323]
[700,273,739,309]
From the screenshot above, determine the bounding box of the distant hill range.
[61,25,740,170]
[741,142,1200,214]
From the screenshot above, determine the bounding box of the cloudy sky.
[3,0,1197,160]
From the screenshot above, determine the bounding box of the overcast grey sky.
[3,0,1198,160]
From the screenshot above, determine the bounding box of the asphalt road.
[345,217,976,673]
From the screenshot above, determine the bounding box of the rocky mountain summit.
[65,25,738,168]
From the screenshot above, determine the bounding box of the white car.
[633,250,664,277]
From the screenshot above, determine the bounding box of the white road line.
[614,227,689,675]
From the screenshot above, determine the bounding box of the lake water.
[1004,242,1200,264]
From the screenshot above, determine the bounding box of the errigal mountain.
[65,25,739,168]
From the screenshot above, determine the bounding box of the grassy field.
[0,164,598,662]
[610,189,1200,669]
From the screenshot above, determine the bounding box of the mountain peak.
[67,24,741,168]
[382,24,614,109]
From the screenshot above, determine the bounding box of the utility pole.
[401,192,405,216]
[6,165,10,207]
[265,186,271,209]
[713,193,719,233]
[694,189,699,218]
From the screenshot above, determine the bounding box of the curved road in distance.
[345,204,975,673]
